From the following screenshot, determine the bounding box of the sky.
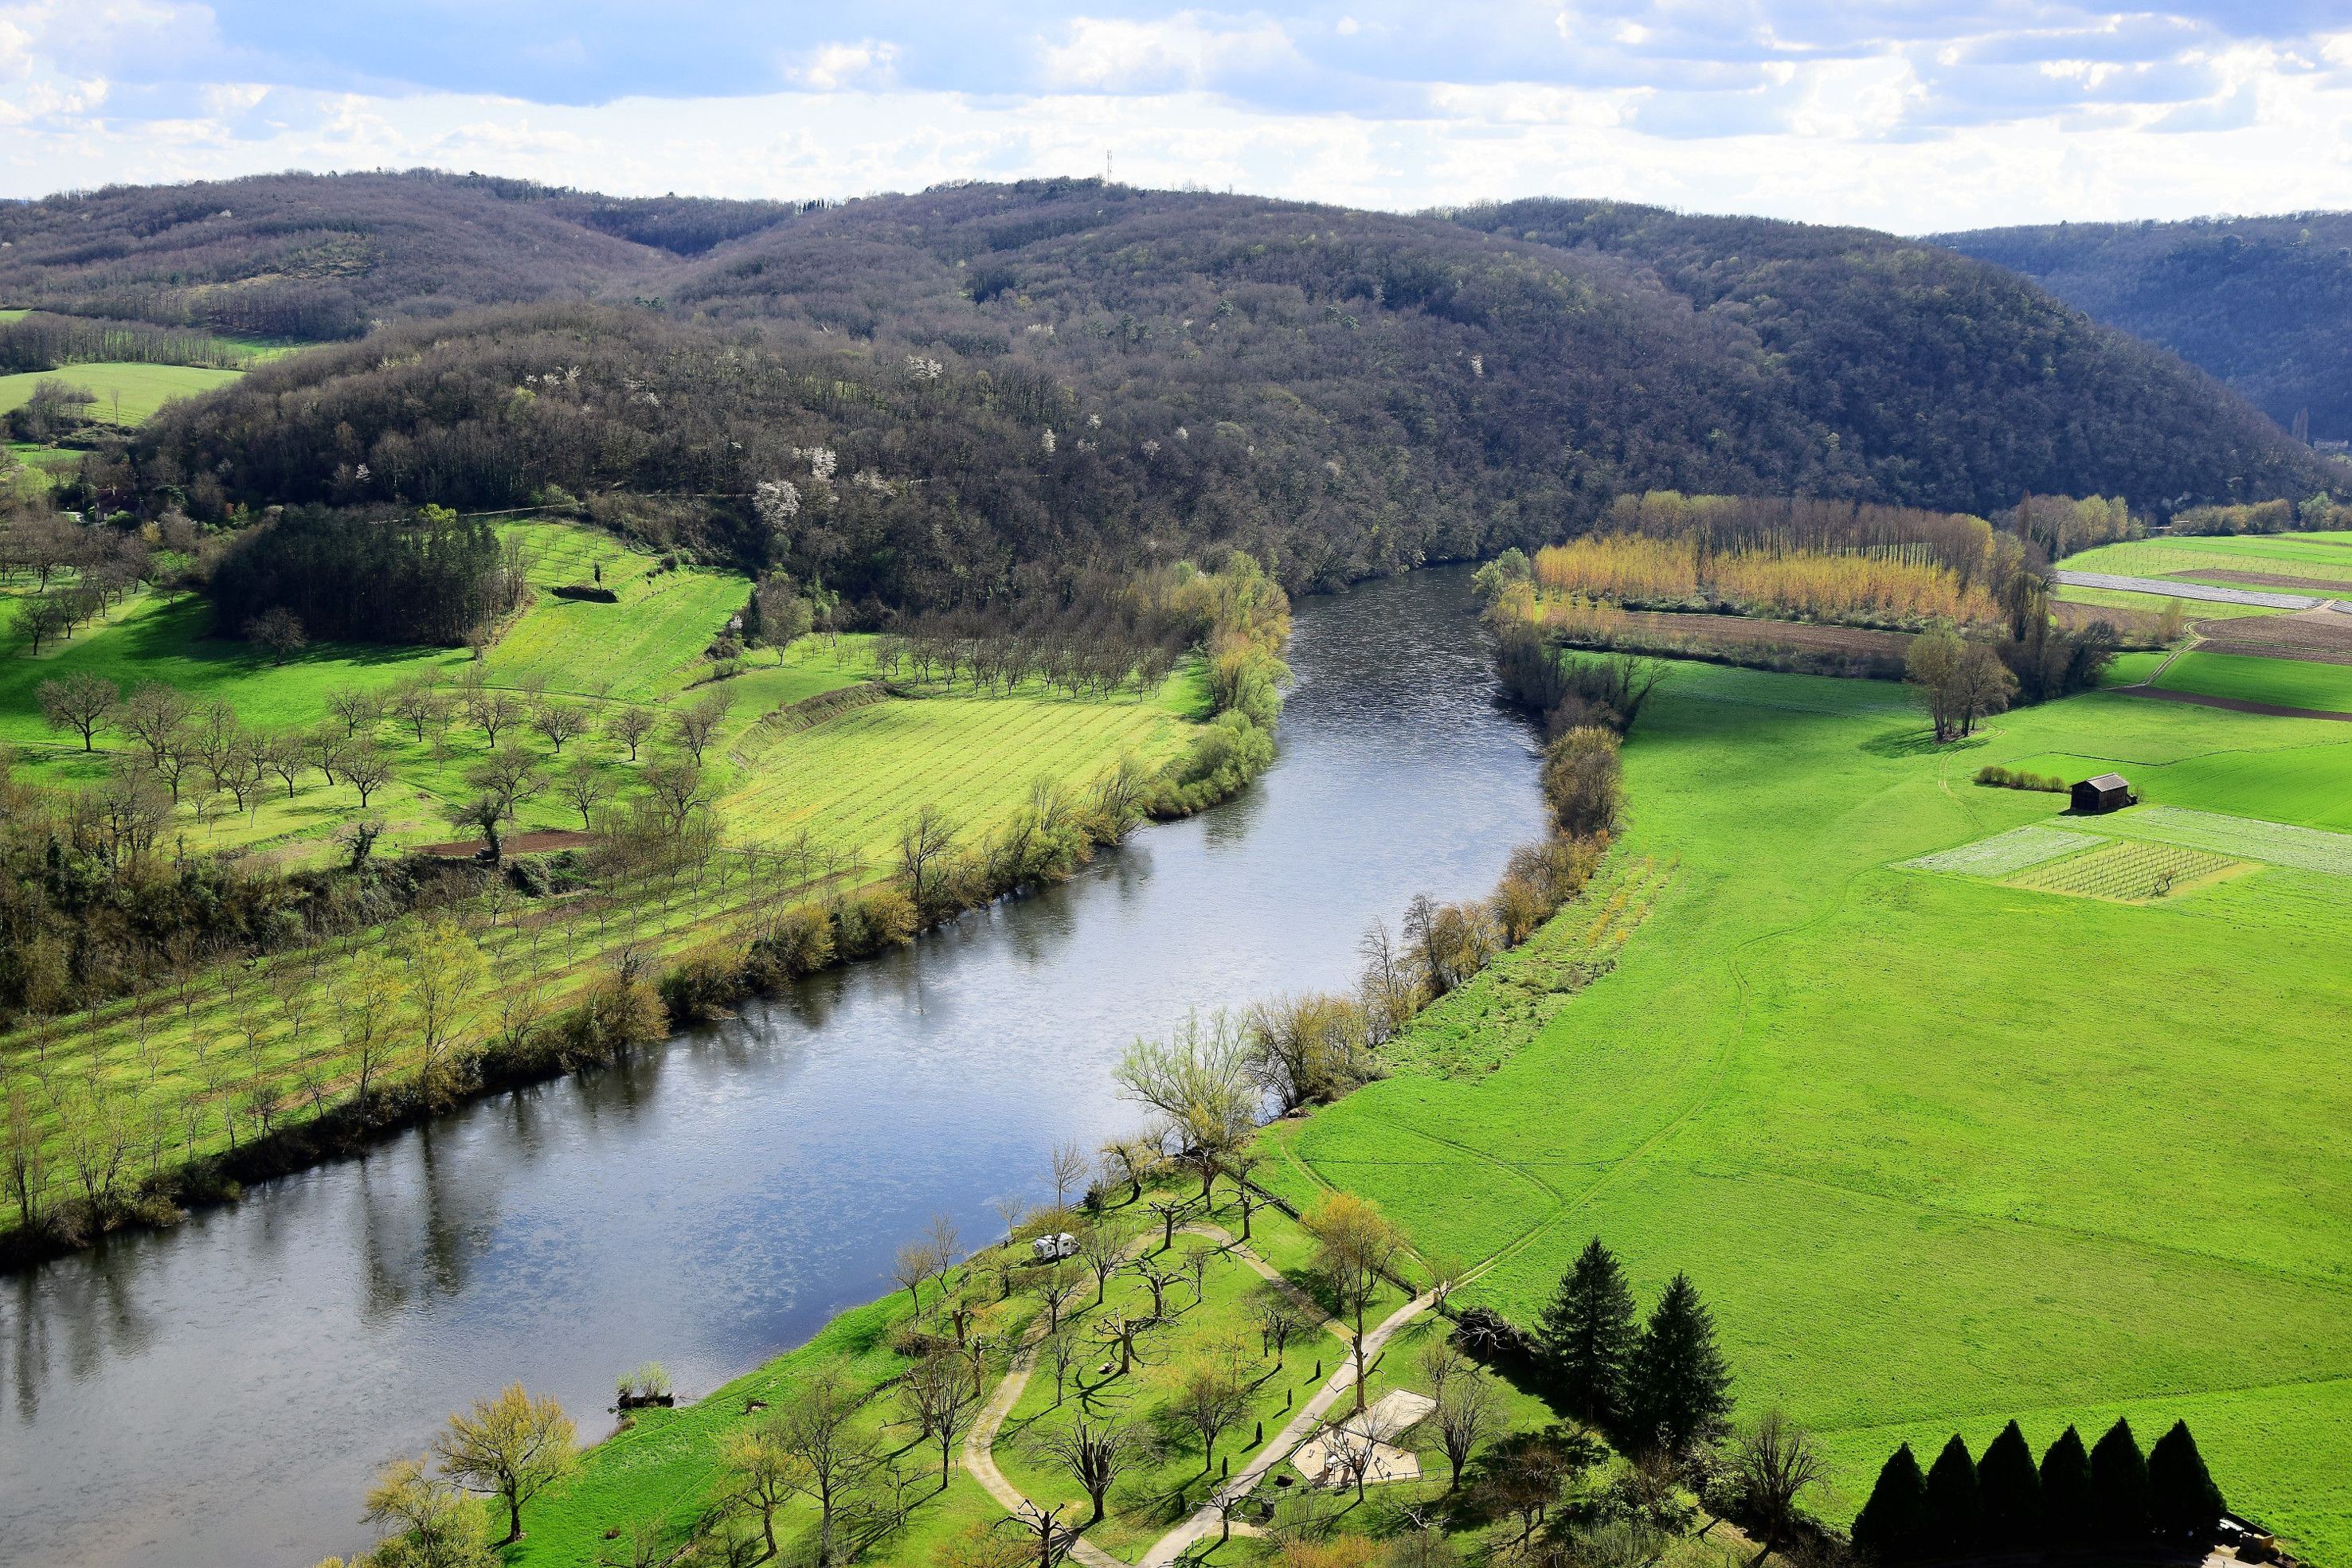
[3,2,2350,232]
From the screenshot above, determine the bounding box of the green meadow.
[1266,661,2352,1563]
[2154,650,2352,713]
[0,362,244,424]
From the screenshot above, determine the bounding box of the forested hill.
[37,174,2334,608]
[1932,213,2352,445]
[0,170,796,340]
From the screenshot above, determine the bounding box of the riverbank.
[2,566,1548,1568]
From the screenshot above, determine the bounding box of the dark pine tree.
[1978,1420,2044,1546]
[2091,1418,2154,1544]
[1625,1272,1733,1451]
[1925,1433,1982,1552]
[2147,1421,2225,1542]
[2041,1425,2096,1544]
[1853,1443,1932,1563]
[1537,1236,1639,1425]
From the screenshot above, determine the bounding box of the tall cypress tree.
[1536,1237,1638,1425]
[2090,1418,2153,1543]
[2041,1425,2096,1544]
[1978,1420,2043,1545]
[1625,1272,1733,1450]
[2147,1421,2225,1541]
[1925,1434,1982,1551]
[1853,1443,1932,1563]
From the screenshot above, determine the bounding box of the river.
[0,566,1546,1566]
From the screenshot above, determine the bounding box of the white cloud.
[0,5,2345,230]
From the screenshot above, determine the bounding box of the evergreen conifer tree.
[2147,1421,2225,1541]
[1536,1237,1638,1425]
[1977,1419,2043,1545]
[2090,1418,2153,1543]
[2041,1425,2096,1543]
[1626,1272,1733,1450]
[1925,1433,1981,1551]
[1853,1443,1931,1563]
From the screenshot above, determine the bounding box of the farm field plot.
[2194,608,2352,664]
[2071,538,2352,581]
[2003,836,2240,900]
[1901,823,2098,876]
[2097,805,2352,875]
[719,687,1195,860]
[2053,582,2283,620]
[2154,650,2352,713]
[0,362,241,424]
[1266,664,2352,1564]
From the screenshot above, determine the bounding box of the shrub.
[745,905,836,984]
[1544,727,1623,837]
[551,583,619,603]
[1925,1433,1981,1552]
[1973,764,2067,792]
[2039,1425,2095,1543]
[658,944,748,1023]
[836,887,918,957]
[1977,1420,2042,1545]
[2147,1421,2225,1541]
[2090,1418,2152,1543]
[1853,1443,1931,1562]
[550,974,667,1061]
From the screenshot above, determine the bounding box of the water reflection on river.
[0,566,1545,1566]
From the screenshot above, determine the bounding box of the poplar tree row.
[1855,1415,2226,1560]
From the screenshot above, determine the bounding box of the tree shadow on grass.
[1860,725,1990,758]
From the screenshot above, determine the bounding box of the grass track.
[1269,663,2352,1562]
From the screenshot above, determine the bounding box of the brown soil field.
[1606,611,1914,656]
[2172,566,2352,592]
[2191,608,2352,665]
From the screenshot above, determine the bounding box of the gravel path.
[2053,570,2327,610]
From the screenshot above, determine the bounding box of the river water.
[0,566,1545,1567]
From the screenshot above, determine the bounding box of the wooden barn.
[2072,773,2136,814]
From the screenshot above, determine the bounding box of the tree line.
[1854,1415,2228,1561]
[0,311,255,374]
[207,504,534,646]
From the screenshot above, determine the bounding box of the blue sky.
[4,2,2350,229]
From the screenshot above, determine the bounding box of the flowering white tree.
[905,354,944,381]
[755,480,801,534]
[805,447,838,482]
[1041,428,1057,456]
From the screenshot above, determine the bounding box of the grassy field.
[1262,662,2352,1564]
[0,521,1208,1249]
[2070,536,2352,584]
[0,362,243,424]
[2153,651,2352,713]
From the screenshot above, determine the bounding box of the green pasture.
[0,362,242,424]
[2153,651,2352,714]
[2072,536,2352,581]
[721,680,1199,866]
[1266,662,2352,1563]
